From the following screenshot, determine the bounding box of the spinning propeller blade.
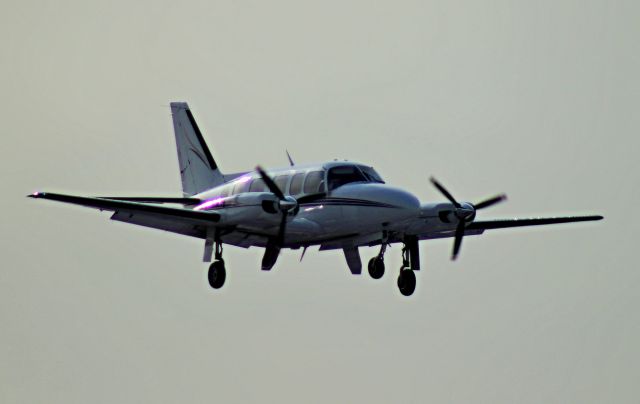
[452,221,466,260]
[276,211,287,247]
[256,166,285,200]
[256,165,299,270]
[430,177,461,208]
[431,177,507,261]
[474,194,507,210]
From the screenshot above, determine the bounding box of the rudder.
[170,102,225,195]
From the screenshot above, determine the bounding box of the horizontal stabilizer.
[467,215,603,230]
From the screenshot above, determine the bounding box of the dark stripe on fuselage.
[198,197,400,211]
[300,197,400,209]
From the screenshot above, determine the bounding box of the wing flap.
[110,211,205,238]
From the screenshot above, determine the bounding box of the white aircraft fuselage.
[192,161,424,248]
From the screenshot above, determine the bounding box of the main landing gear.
[397,245,416,296]
[368,241,418,297]
[207,242,226,289]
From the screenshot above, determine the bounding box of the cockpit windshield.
[358,166,385,183]
[328,165,368,191]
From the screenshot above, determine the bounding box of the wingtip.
[27,191,43,198]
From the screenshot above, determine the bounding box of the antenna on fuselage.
[286,150,295,166]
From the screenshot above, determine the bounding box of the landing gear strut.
[208,242,226,289]
[368,243,386,279]
[397,244,416,296]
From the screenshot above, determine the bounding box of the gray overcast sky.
[1,1,638,403]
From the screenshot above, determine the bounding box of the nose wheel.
[368,243,387,279]
[368,257,385,279]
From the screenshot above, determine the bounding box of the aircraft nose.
[366,184,420,211]
[330,183,420,213]
[389,187,420,211]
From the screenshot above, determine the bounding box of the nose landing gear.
[367,243,386,279]
[368,257,385,279]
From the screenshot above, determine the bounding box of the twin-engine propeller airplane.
[29,102,603,296]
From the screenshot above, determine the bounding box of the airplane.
[28,102,603,296]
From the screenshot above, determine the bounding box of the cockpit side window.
[359,166,385,183]
[304,171,325,194]
[328,165,368,191]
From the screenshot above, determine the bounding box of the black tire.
[368,257,385,279]
[397,269,416,296]
[208,260,226,289]
[397,266,406,288]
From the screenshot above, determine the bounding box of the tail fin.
[170,102,225,195]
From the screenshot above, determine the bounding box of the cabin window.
[249,178,267,192]
[289,173,305,195]
[304,171,325,194]
[274,175,289,193]
[327,165,368,191]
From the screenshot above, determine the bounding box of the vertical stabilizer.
[170,102,225,195]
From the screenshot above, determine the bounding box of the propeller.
[430,177,507,260]
[256,166,299,269]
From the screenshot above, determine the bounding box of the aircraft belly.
[339,205,405,233]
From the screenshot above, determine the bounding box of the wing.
[28,192,221,238]
[98,196,201,205]
[466,215,603,230]
[375,214,602,247]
